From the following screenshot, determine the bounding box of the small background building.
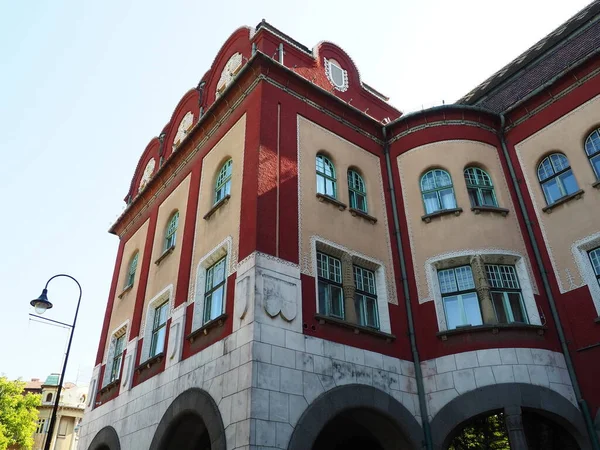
[31,374,87,450]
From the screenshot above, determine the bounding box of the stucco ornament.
[263,274,297,321]
[234,275,250,320]
[172,111,194,151]
[138,158,156,192]
[216,52,243,96]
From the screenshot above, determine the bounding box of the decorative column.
[341,253,357,323]
[470,255,496,324]
[504,406,529,450]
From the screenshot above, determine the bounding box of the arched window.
[420,169,456,214]
[164,211,179,251]
[45,393,53,403]
[316,154,336,198]
[125,252,138,289]
[348,169,367,212]
[214,159,232,204]
[584,128,600,179]
[537,153,579,205]
[464,167,497,207]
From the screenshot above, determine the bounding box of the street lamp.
[29,274,82,450]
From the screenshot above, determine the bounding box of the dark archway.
[149,388,225,450]
[287,384,422,450]
[87,426,121,450]
[430,383,590,450]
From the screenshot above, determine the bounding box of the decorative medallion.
[138,158,156,192]
[172,111,194,151]
[216,52,243,96]
[263,274,297,322]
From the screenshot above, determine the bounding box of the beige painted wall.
[188,114,246,300]
[140,174,192,327]
[297,116,397,304]
[103,219,149,358]
[515,93,600,292]
[397,140,534,302]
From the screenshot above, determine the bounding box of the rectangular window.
[438,265,482,330]
[109,334,126,383]
[36,419,47,434]
[57,418,68,437]
[149,302,169,357]
[317,252,344,319]
[589,247,600,287]
[353,266,379,329]
[485,264,528,324]
[203,257,227,324]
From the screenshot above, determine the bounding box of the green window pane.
[215,160,233,204]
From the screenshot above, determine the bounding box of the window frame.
[353,265,379,329]
[202,256,227,324]
[537,153,579,205]
[464,167,498,207]
[214,159,233,205]
[348,169,368,212]
[589,247,600,287]
[316,154,337,198]
[438,265,482,330]
[164,211,179,251]
[317,252,344,319]
[420,169,457,214]
[485,264,529,324]
[584,129,600,179]
[124,252,138,289]
[149,301,169,358]
[109,334,126,383]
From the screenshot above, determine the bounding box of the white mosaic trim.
[396,139,533,303]
[423,248,541,331]
[421,348,575,419]
[139,284,174,362]
[296,115,398,305]
[323,58,349,92]
[514,93,600,294]
[102,319,131,387]
[572,231,600,315]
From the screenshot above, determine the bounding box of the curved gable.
[162,89,200,161]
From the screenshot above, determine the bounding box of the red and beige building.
[78,3,600,449]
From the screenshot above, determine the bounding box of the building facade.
[32,374,86,450]
[78,3,600,449]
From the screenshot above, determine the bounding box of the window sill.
[349,208,377,224]
[314,314,396,342]
[98,379,120,396]
[592,180,600,189]
[204,195,231,220]
[421,207,463,223]
[155,245,175,265]
[117,284,133,299]
[471,206,509,216]
[186,313,228,343]
[316,193,347,210]
[134,352,164,374]
[436,323,546,341]
[542,189,584,213]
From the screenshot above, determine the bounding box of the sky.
[0,0,591,385]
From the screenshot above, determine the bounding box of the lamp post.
[29,274,82,450]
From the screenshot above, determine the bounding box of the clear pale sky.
[0,0,591,385]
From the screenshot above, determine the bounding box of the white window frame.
[426,250,540,331]
[102,320,129,388]
[191,237,233,332]
[310,237,391,333]
[140,285,173,363]
[324,58,349,92]
[572,231,600,315]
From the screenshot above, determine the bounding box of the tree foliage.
[448,412,510,450]
[0,377,41,450]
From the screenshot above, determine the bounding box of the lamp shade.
[30,289,53,314]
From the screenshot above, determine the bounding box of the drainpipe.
[382,126,433,450]
[498,114,600,450]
